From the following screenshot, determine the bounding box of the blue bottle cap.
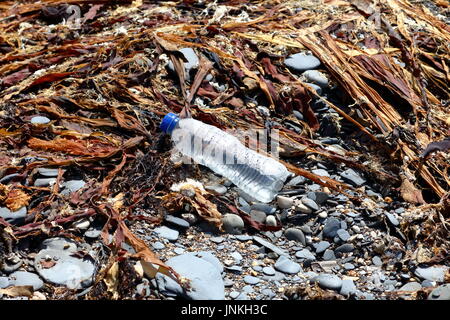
[160,112,180,134]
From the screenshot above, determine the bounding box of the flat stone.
[274,256,301,274]
[225,266,242,273]
[301,198,319,211]
[304,83,322,95]
[0,206,27,225]
[343,263,355,270]
[302,70,328,88]
[250,210,266,223]
[229,291,240,299]
[335,244,355,253]
[307,191,329,205]
[261,288,276,298]
[34,178,56,187]
[372,256,383,266]
[174,248,185,255]
[285,228,306,246]
[165,215,190,229]
[323,218,341,238]
[340,279,357,296]
[284,52,320,72]
[414,266,448,283]
[210,236,224,244]
[235,235,253,241]
[322,249,336,261]
[222,214,245,234]
[265,215,277,226]
[8,271,43,290]
[315,241,331,253]
[0,276,9,289]
[398,282,422,292]
[277,196,294,209]
[154,226,179,241]
[243,275,260,285]
[286,175,306,186]
[236,292,249,300]
[192,251,224,274]
[230,251,243,263]
[295,249,316,260]
[250,203,276,214]
[385,212,400,226]
[156,253,224,300]
[337,229,351,241]
[152,242,165,250]
[318,211,328,219]
[428,284,450,300]
[41,237,78,252]
[61,180,85,195]
[37,168,59,177]
[205,184,227,195]
[339,169,366,187]
[34,249,95,289]
[167,47,199,75]
[84,226,101,239]
[30,116,50,124]
[253,236,288,256]
[262,266,276,276]
[314,274,342,291]
[295,203,312,214]
[311,169,330,177]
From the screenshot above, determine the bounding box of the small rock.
[318,211,328,219]
[30,116,50,124]
[322,249,336,261]
[262,266,276,276]
[253,236,288,256]
[343,263,355,270]
[61,180,85,195]
[301,70,328,88]
[335,244,354,253]
[315,241,331,253]
[37,168,59,177]
[337,229,350,241]
[265,215,277,227]
[8,271,43,290]
[372,256,383,267]
[277,196,294,209]
[323,218,341,238]
[294,203,312,214]
[251,203,276,214]
[428,284,450,300]
[398,282,422,292]
[243,275,260,285]
[152,242,165,250]
[414,266,448,283]
[295,249,316,260]
[41,237,78,252]
[0,277,9,289]
[250,210,266,223]
[235,235,253,241]
[285,228,306,246]
[304,83,322,95]
[286,175,306,186]
[165,215,190,229]
[261,288,276,298]
[311,169,330,177]
[339,169,366,187]
[307,191,329,205]
[230,251,243,263]
[154,226,179,241]
[274,256,301,274]
[385,212,400,226]
[301,198,319,211]
[205,184,227,195]
[314,274,342,291]
[229,291,240,299]
[340,279,357,296]
[210,236,224,244]
[0,206,27,225]
[34,178,56,187]
[284,52,321,72]
[222,214,244,234]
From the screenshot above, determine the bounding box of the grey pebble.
[302,70,328,88]
[311,169,330,177]
[295,249,316,260]
[253,236,287,256]
[314,274,342,291]
[285,228,306,246]
[340,279,357,296]
[34,178,56,187]
[235,235,253,241]
[322,249,336,261]
[229,291,240,299]
[37,168,59,177]
[339,169,366,187]
[337,229,350,241]
[250,210,266,223]
[284,52,321,72]
[398,282,422,292]
[428,284,450,300]
[335,243,354,253]
[262,266,276,276]
[243,275,260,285]
[372,256,383,267]
[315,241,331,253]
[414,266,448,283]
[8,271,43,290]
[152,242,165,250]
[205,184,227,195]
[154,226,179,241]
[301,198,319,211]
[165,215,190,229]
[210,236,224,244]
[274,256,301,274]
[0,277,9,289]
[60,180,86,195]
[323,218,341,238]
[222,214,244,234]
[30,116,50,124]
[0,206,27,225]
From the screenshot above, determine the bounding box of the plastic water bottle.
[160,113,290,203]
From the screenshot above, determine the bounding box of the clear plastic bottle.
[160,113,290,203]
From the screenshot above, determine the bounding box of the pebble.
[253,236,288,256]
[210,236,224,244]
[0,277,9,289]
[293,110,304,121]
[315,241,331,253]
[335,244,354,253]
[60,180,86,195]
[250,210,266,223]
[235,235,253,241]
[323,218,341,238]
[304,83,322,95]
[265,215,277,226]
[34,249,95,289]
[154,226,179,241]
[0,206,27,225]
[301,70,329,88]
[222,214,245,234]
[8,271,44,290]
[205,184,227,195]
[313,274,342,291]
[337,229,351,241]
[372,256,383,266]
[295,249,316,260]
[37,168,59,177]
[274,256,301,274]
[428,284,450,300]
[414,266,448,283]
[231,251,243,263]
[284,52,321,72]
[398,282,422,292]
[152,242,165,250]
[34,178,56,187]
[165,215,190,229]
[322,249,336,261]
[155,253,224,300]
[277,196,294,209]
[30,116,50,124]
[286,175,306,186]
[318,211,328,219]
[295,203,312,214]
[284,228,306,246]
[236,292,249,300]
[262,266,276,276]
[307,191,329,205]
[343,263,355,270]
[174,248,185,255]
[385,212,400,226]
[41,237,78,252]
[251,203,276,214]
[225,266,243,273]
[301,198,319,211]
[340,279,357,296]
[261,288,276,298]
[243,275,260,285]
[339,169,366,187]
[84,226,102,239]
[193,251,224,274]
[311,169,330,177]
[229,291,240,299]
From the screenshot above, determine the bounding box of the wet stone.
[335,244,354,253]
[307,192,329,205]
[284,52,321,72]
